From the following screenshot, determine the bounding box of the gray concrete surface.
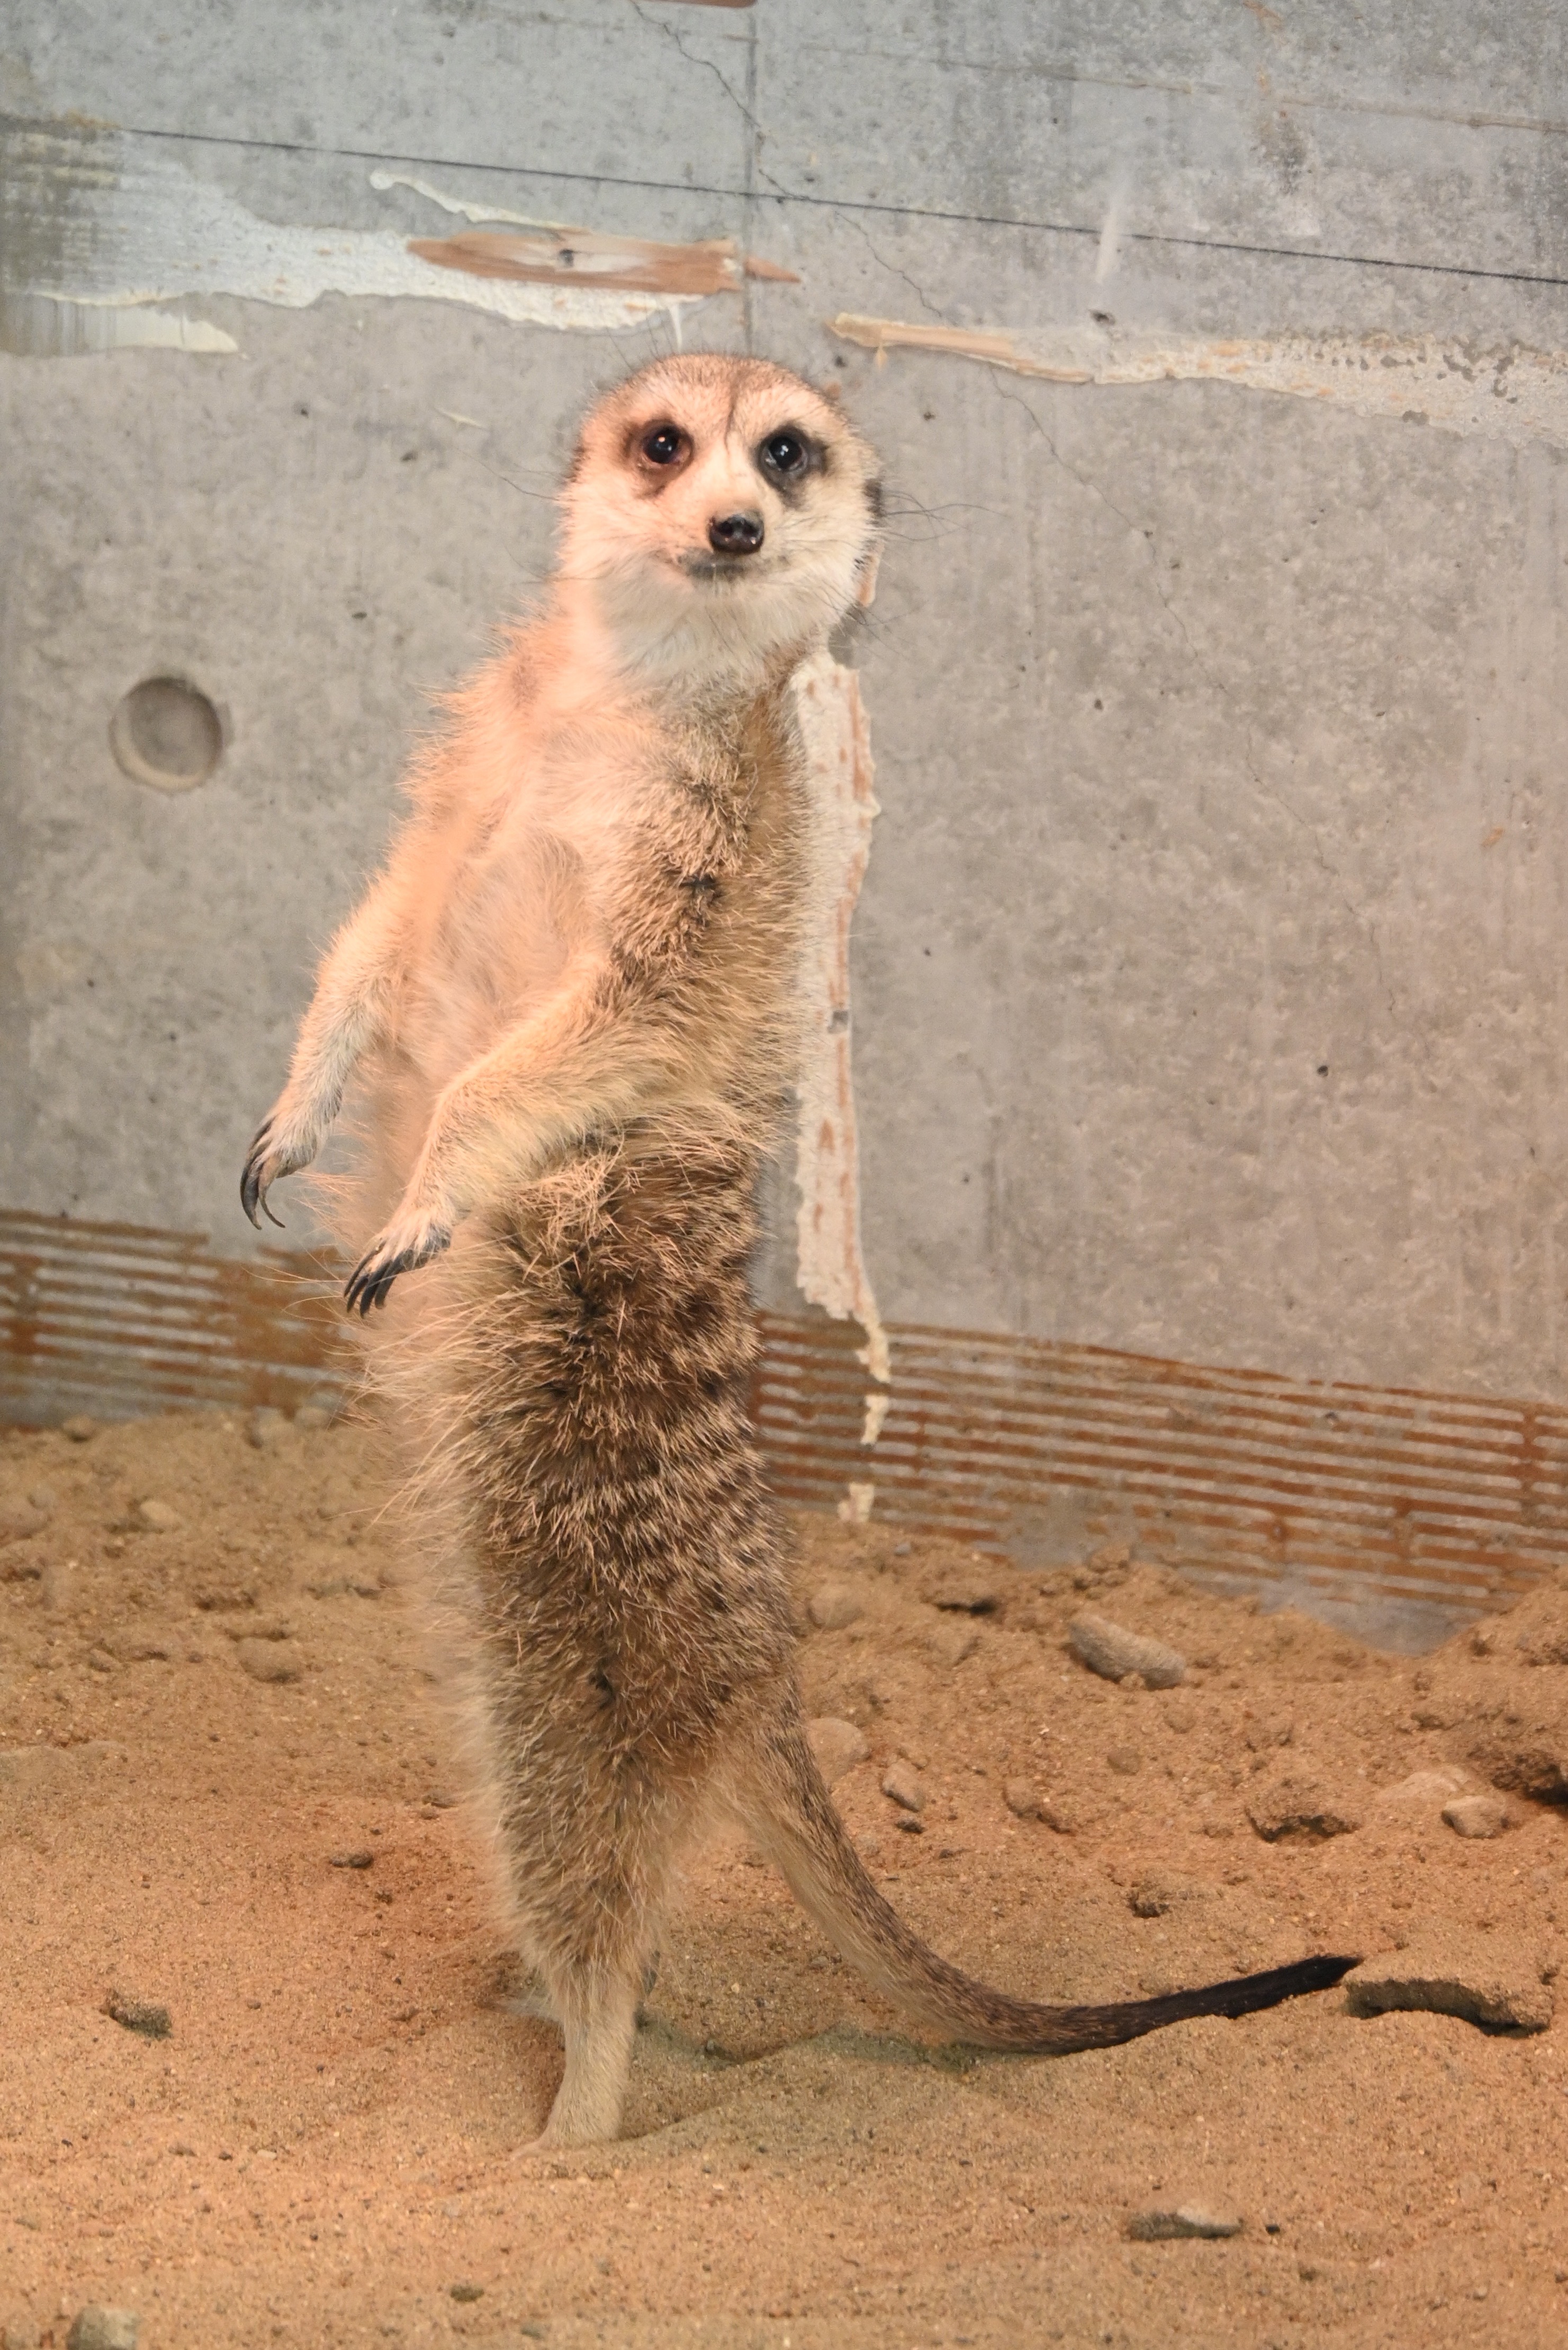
[5,2,1568,1401]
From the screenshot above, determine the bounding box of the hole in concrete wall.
[109,677,225,793]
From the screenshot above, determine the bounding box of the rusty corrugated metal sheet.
[753,1311,1568,1616]
[4,1208,1564,1623]
[0,1208,348,1422]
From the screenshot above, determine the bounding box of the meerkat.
[241,352,1355,2147]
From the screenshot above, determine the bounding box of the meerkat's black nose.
[708,510,764,555]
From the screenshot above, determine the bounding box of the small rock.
[1128,2205,1242,2241]
[1069,1610,1186,1689]
[1106,1747,1142,1777]
[1162,1702,1198,1734]
[329,1850,374,1870]
[193,1582,257,1613]
[881,1758,925,1813]
[1128,1873,1206,1918]
[1380,1765,1473,1807]
[26,1484,57,1513]
[925,1616,980,1668]
[235,1637,303,1683]
[0,1495,51,1541]
[136,1499,179,1531]
[425,1787,462,1809]
[66,2313,140,2350]
[1443,1793,1511,1840]
[920,1567,999,1616]
[103,1991,172,2040]
[61,1414,98,1443]
[1003,1777,1042,1819]
[807,1716,870,1787]
[895,1814,925,1835]
[1246,1774,1362,1842]
[104,1632,175,1665]
[1345,1932,1552,2032]
[449,2283,484,2304]
[1038,1798,1079,1835]
[248,1406,291,1449]
[87,1649,118,1674]
[807,1582,863,1632]
[40,1560,76,1617]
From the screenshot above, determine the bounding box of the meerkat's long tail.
[741,1728,1357,2053]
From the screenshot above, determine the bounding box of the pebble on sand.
[1441,1792,1511,1840]
[1003,1777,1042,1819]
[1068,1610,1186,1689]
[807,1582,863,1631]
[248,1406,291,1450]
[136,1498,179,1531]
[103,1991,172,2040]
[235,1637,304,1683]
[1127,2205,1242,2241]
[66,2312,140,2350]
[61,1413,98,1443]
[881,1758,925,1813]
[1344,1931,1554,2033]
[807,1716,871,1787]
[1245,1773,1362,1841]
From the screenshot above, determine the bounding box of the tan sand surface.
[4,1407,1568,2348]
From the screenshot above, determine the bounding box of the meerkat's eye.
[638,423,690,469]
[758,428,811,479]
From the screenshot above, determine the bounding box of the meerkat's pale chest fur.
[244,353,1354,2147]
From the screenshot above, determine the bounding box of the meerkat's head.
[557,353,881,688]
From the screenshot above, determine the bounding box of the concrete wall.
[5,1,1568,1402]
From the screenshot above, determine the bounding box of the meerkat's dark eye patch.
[757,428,814,481]
[636,422,691,471]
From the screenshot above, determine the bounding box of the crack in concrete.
[839,215,948,323]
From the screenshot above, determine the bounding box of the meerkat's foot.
[344,1210,452,1315]
[240,1111,321,1230]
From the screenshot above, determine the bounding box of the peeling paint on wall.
[831,313,1568,452]
[0,292,237,357]
[409,228,792,299]
[791,652,889,1429]
[368,169,797,294]
[2,131,726,347]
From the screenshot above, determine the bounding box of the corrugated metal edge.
[4,1208,1563,1628]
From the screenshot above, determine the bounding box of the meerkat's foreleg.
[242,879,406,1226]
[344,964,683,1312]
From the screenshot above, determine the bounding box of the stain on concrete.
[831,312,1568,452]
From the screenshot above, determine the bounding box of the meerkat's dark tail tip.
[1049,1952,1362,2052]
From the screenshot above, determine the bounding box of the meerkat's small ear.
[855,543,882,608]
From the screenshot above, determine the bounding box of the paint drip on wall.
[791,652,890,1491]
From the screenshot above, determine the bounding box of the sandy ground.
[4,1406,1568,2350]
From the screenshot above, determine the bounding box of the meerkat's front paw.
[344,1210,452,1316]
[240,1112,320,1229]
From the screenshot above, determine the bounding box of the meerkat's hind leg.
[526,1963,643,2149]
